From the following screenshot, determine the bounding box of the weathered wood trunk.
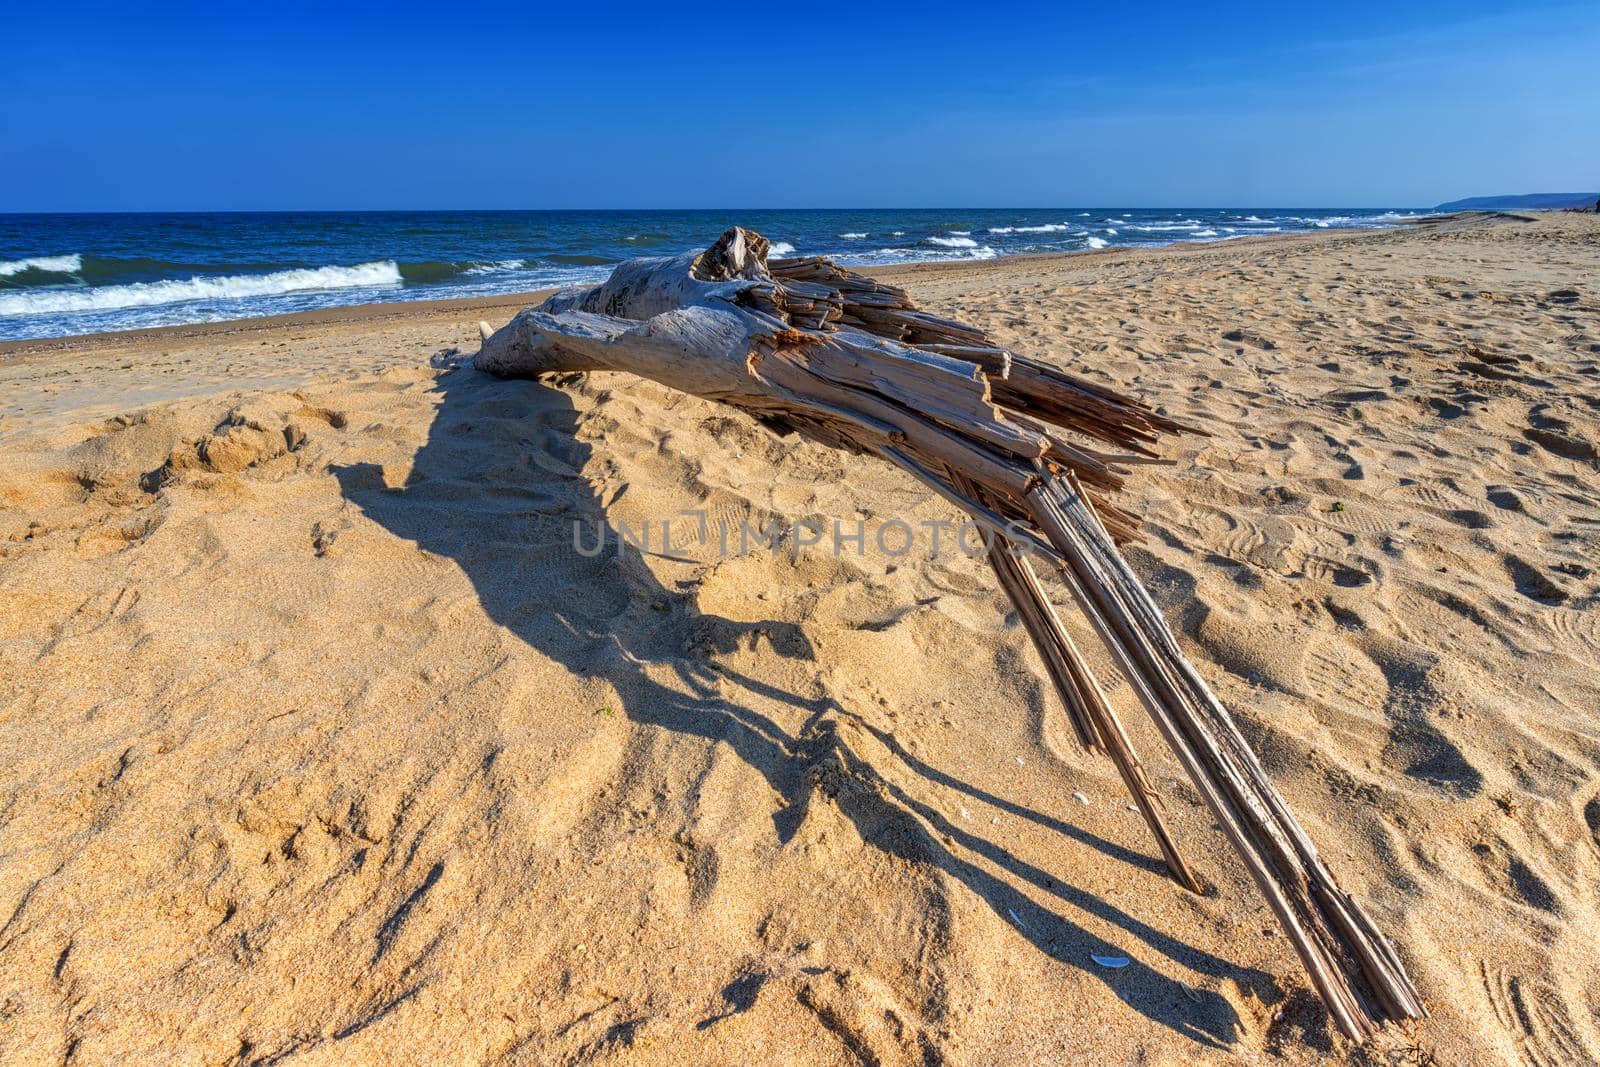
[476,227,1428,1043]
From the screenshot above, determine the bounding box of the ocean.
[0,208,1425,342]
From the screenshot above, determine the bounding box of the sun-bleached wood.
[475,227,1427,1043]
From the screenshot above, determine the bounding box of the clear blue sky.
[5,1,1597,210]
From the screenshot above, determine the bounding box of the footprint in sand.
[1523,425,1598,464]
[1316,501,1396,537]
[1503,555,1568,605]
[1299,635,1390,716]
[1541,607,1600,649]
[1481,963,1588,1067]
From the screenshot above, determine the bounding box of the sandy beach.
[2,212,1598,1064]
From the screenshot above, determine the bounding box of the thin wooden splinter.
[992,542,1207,895]
[951,469,1205,894]
[1025,474,1426,1039]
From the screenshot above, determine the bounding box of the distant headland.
[1434,192,1598,211]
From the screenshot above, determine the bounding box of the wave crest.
[988,223,1070,234]
[0,261,402,317]
[0,253,84,277]
[463,259,526,275]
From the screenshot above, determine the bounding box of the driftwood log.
[475,228,1427,1042]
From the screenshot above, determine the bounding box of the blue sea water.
[0,208,1425,342]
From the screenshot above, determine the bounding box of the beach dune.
[2,212,1598,1064]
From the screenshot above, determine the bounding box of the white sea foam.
[1191,229,1219,237]
[0,253,83,277]
[927,236,978,248]
[839,232,868,239]
[1084,236,1108,249]
[1103,228,1118,235]
[464,259,526,274]
[987,223,1070,234]
[854,244,996,264]
[767,241,797,257]
[891,231,905,236]
[949,230,971,236]
[1280,215,1352,228]
[0,261,403,317]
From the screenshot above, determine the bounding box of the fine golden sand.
[2,213,1597,1065]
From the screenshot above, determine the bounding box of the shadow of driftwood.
[332,365,1274,1048]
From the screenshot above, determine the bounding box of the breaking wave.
[926,236,979,248]
[838,232,868,239]
[463,259,526,274]
[1083,236,1108,249]
[0,261,403,317]
[0,253,83,277]
[988,223,1070,234]
[391,259,530,285]
[767,241,797,257]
